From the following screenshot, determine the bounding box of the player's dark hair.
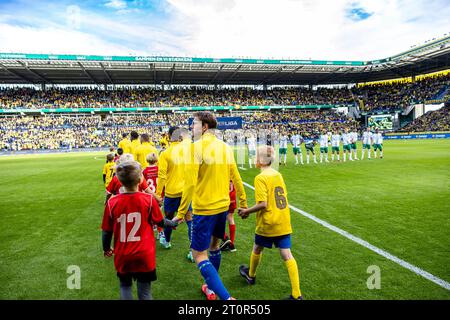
[168,126,180,138]
[141,133,150,142]
[194,111,217,129]
[130,131,139,140]
[122,133,128,138]
[117,148,123,155]
[116,161,141,188]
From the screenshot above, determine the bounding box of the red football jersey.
[142,165,158,193]
[229,180,236,212]
[106,175,149,195]
[102,192,164,273]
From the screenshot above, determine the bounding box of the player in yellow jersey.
[130,131,141,161]
[159,133,169,151]
[157,127,194,261]
[118,133,132,154]
[238,145,303,300]
[135,133,158,169]
[174,112,247,300]
[102,153,116,189]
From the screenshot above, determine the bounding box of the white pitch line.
[242,181,450,291]
[239,167,247,171]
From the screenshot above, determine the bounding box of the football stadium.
[0,0,449,306]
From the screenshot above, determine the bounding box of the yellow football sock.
[285,258,302,298]
[249,252,262,277]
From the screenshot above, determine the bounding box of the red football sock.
[229,224,236,244]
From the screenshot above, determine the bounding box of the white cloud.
[104,0,127,10]
[165,0,450,60]
[0,0,448,60]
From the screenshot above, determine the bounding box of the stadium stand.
[399,103,450,133]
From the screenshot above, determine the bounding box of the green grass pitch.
[0,139,449,300]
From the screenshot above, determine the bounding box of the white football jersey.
[373,133,383,144]
[331,134,341,147]
[291,135,302,147]
[341,133,350,145]
[362,131,373,144]
[279,136,288,148]
[247,137,256,151]
[319,134,328,147]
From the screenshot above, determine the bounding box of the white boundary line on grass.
[242,181,450,291]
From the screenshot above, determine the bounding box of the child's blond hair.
[257,145,275,166]
[146,152,158,165]
[106,153,114,162]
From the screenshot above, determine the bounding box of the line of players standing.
[245,127,384,167]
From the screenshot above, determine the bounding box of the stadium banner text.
[384,133,450,139]
[188,117,243,130]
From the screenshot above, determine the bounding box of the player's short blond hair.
[257,145,275,166]
[117,153,134,165]
[116,161,141,188]
[146,152,158,165]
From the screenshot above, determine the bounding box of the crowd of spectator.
[353,73,449,113]
[399,104,450,133]
[0,73,447,113]
[0,86,355,110]
[0,110,358,151]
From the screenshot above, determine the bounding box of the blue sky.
[0,0,448,60]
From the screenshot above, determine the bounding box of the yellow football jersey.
[156,141,184,198]
[118,138,132,154]
[135,142,158,169]
[254,167,292,237]
[102,161,116,188]
[130,139,141,161]
[178,133,247,218]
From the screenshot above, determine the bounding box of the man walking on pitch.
[373,128,384,159]
[174,112,247,300]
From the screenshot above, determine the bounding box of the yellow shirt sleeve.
[254,174,268,203]
[177,143,200,219]
[156,151,167,197]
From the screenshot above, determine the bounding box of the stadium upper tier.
[0,73,448,113]
[0,36,449,85]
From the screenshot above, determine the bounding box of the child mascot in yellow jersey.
[238,145,303,300]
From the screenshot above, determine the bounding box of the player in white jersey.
[350,129,359,160]
[361,127,373,160]
[319,131,329,163]
[247,135,257,168]
[341,128,353,161]
[291,132,304,165]
[372,128,384,159]
[278,133,289,166]
[331,129,341,161]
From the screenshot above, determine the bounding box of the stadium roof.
[0,36,449,86]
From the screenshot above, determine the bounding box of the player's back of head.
[117,148,124,156]
[130,131,139,140]
[146,152,158,165]
[141,133,150,143]
[117,153,134,165]
[194,111,217,129]
[106,153,114,162]
[257,145,275,167]
[116,161,142,189]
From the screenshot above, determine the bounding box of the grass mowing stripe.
[242,181,450,291]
